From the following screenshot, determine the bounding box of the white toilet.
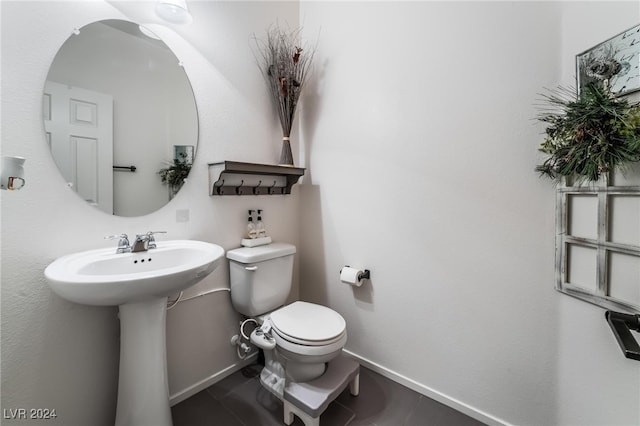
[227,243,348,398]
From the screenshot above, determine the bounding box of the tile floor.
[171,361,486,426]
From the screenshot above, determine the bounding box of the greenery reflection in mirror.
[159,145,193,200]
[43,19,198,217]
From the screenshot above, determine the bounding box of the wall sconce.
[155,0,193,25]
[0,156,26,190]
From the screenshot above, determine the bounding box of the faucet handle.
[105,233,129,242]
[145,231,166,249]
[104,234,130,253]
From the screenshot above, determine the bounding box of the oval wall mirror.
[43,19,198,217]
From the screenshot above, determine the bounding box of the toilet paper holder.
[341,266,370,282]
[359,269,370,281]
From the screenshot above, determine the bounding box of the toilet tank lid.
[226,242,296,263]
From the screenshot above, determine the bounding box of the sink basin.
[45,240,224,306]
[44,239,225,426]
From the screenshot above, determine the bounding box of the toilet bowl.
[267,301,347,381]
[248,301,347,385]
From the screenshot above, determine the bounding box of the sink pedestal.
[115,297,172,426]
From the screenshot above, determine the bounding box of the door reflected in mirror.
[43,19,198,217]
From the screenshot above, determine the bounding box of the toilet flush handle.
[245,266,258,271]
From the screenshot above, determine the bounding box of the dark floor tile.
[318,400,356,425]
[174,362,485,426]
[206,363,262,400]
[172,389,244,426]
[336,367,421,426]
[403,396,486,426]
[221,377,301,426]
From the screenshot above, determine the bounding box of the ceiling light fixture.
[155,0,193,25]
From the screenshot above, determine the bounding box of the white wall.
[3,1,640,426]
[1,1,299,425]
[555,3,640,426]
[298,1,639,426]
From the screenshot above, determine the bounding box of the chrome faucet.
[105,231,166,253]
[131,234,149,253]
[131,231,167,253]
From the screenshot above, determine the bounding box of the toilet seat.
[273,328,346,346]
[273,330,347,358]
[270,301,346,343]
[268,301,347,356]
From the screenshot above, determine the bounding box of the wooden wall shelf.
[208,161,305,195]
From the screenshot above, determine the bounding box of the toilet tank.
[226,243,296,317]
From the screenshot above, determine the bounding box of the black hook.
[253,180,262,195]
[268,180,278,195]
[235,180,244,195]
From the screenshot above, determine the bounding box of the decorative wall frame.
[576,24,640,97]
[555,173,640,314]
[173,145,194,163]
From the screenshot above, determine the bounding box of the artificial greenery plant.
[536,82,640,183]
[158,152,191,189]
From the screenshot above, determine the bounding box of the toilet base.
[260,357,286,399]
[284,359,327,383]
[257,344,341,399]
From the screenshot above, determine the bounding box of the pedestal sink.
[44,240,225,426]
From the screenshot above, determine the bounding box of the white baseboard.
[342,349,510,426]
[169,352,258,406]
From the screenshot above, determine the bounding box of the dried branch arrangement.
[254,24,315,165]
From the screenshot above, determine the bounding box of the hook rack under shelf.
[208,161,305,196]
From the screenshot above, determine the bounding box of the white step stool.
[283,354,360,426]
